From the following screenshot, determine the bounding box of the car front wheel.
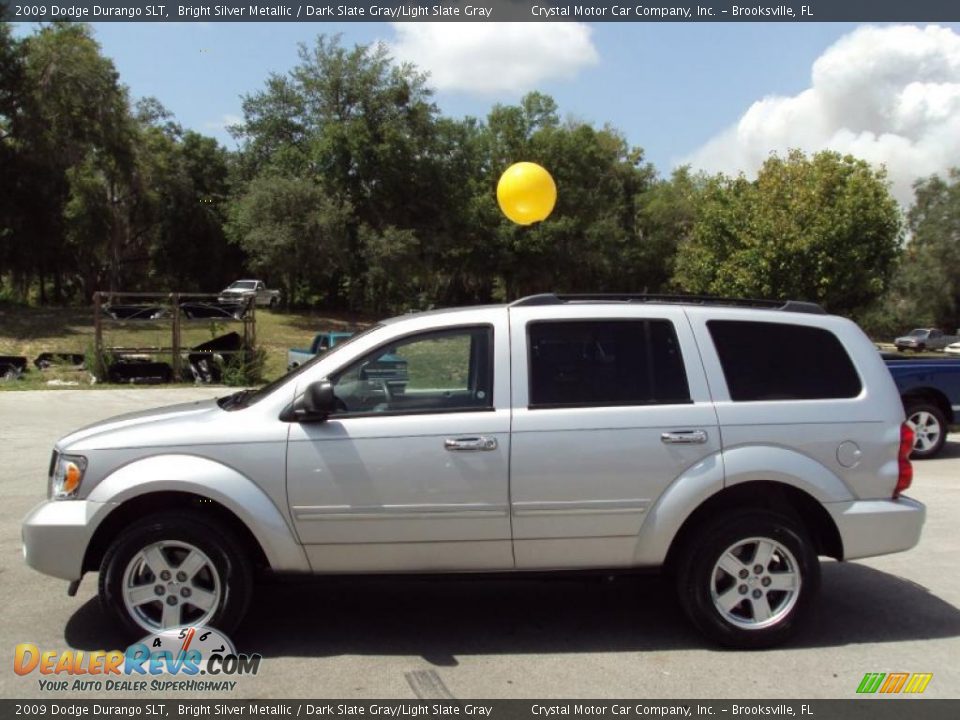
[99,511,252,638]
[676,510,819,648]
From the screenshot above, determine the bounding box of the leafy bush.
[222,346,267,387]
[84,344,114,382]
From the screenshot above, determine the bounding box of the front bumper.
[826,496,925,561]
[22,500,111,581]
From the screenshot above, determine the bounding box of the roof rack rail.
[509,293,826,315]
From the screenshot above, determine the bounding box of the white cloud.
[204,114,243,132]
[387,23,598,94]
[683,25,960,205]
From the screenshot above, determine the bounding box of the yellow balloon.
[496,162,557,225]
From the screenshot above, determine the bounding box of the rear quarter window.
[707,320,862,401]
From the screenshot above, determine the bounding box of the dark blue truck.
[885,355,960,458]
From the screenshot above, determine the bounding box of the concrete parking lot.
[2,388,959,699]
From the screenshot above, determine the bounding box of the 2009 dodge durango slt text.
[22,294,926,647]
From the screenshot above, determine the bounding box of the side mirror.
[293,379,337,421]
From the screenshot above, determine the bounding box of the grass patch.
[0,306,373,390]
[399,335,471,389]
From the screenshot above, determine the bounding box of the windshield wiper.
[218,388,254,409]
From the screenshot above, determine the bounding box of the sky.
[13,20,960,205]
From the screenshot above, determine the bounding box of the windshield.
[228,281,256,290]
[908,329,928,336]
[218,323,383,410]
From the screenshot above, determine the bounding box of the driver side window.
[330,326,493,416]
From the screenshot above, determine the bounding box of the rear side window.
[528,320,690,408]
[707,320,862,401]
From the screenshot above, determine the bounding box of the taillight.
[896,422,914,498]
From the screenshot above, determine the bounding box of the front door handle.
[444,436,498,452]
[661,430,708,445]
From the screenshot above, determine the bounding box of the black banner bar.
[3,0,960,23]
[1,700,959,720]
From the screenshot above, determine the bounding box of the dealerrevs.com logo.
[14,626,261,692]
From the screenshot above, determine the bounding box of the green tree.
[145,123,239,293]
[673,150,902,315]
[1,23,136,301]
[869,169,960,335]
[232,38,669,312]
[627,167,707,292]
[0,23,28,298]
[226,175,349,305]
[232,35,441,308]
[480,95,656,300]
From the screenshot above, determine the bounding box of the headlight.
[50,454,87,499]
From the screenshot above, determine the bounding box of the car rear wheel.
[99,511,252,637]
[676,510,819,648]
[905,402,947,459]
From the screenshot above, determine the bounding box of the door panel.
[507,308,721,569]
[285,320,513,572]
[287,412,511,546]
[510,406,720,568]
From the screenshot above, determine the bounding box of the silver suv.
[22,294,925,648]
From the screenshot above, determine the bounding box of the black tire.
[269,297,278,309]
[905,401,947,459]
[99,511,252,639]
[676,510,819,649]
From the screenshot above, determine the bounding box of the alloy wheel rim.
[907,410,941,453]
[709,536,801,630]
[121,540,221,632]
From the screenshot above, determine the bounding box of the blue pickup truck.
[885,355,960,458]
[287,331,355,370]
[287,331,409,396]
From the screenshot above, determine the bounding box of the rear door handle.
[661,430,708,445]
[444,436,498,452]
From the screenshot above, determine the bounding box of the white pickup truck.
[218,280,280,308]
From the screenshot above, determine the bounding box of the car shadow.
[64,562,960,659]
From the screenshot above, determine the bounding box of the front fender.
[87,454,309,572]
